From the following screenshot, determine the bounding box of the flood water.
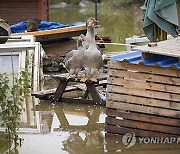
[0,2,180,154]
[18,101,106,154]
[50,2,144,52]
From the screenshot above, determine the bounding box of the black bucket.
[0,19,10,44]
[0,27,9,44]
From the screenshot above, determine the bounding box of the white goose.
[80,18,103,82]
[64,34,86,79]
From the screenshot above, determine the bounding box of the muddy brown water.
[18,101,106,154]
[0,78,180,153]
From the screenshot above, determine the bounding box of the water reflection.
[8,98,106,154]
[35,101,106,154]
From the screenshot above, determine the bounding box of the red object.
[0,0,49,25]
[95,35,112,43]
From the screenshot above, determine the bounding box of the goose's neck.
[89,26,96,44]
[86,28,91,41]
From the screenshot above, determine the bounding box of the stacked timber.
[105,57,180,151]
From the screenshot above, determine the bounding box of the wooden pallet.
[105,60,180,144]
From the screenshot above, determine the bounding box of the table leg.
[82,90,89,99]
[85,82,102,105]
[54,80,68,101]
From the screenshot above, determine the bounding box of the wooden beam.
[108,69,180,86]
[12,25,86,41]
[106,100,180,119]
[109,61,180,77]
[107,93,180,111]
[107,84,180,102]
[106,109,180,128]
[106,117,180,135]
[108,77,180,94]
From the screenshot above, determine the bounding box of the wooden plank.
[105,125,177,137]
[106,117,180,135]
[35,31,86,41]
[107,84,180,102]
[108,69,180,86]
[109,61,180,77]
[31,85,82,100]
[32,85,83,97]
[12,25,86,41]
[106,101,180,119]
[108,76,180,94]
[49,72,107,82]
[18,25,86,36]
[134,38,180,58]
[106,109,180,127]
[107,93,180,111]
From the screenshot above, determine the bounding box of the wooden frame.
[0,35,42,91]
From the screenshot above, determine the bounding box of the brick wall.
[0,0,49,25]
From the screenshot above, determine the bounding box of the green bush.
[0,63,30,149]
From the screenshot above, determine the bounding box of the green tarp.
[141,0,179,42]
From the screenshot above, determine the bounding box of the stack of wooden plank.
[105,59,180,146]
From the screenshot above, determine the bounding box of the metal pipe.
[95,0,98,19]
[96,42,138,47]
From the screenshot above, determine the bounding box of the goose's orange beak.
[94,19,99,23]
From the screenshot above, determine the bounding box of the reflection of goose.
[85,133,100,146]
[84,131,104,153]
[64,34,86,79]
[25,19,41,32]
[63,132,85,154]
[80,17,103,82]
[0,18,10,44]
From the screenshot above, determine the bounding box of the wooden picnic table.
[52,73,107,105]
[33,72,107,105]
